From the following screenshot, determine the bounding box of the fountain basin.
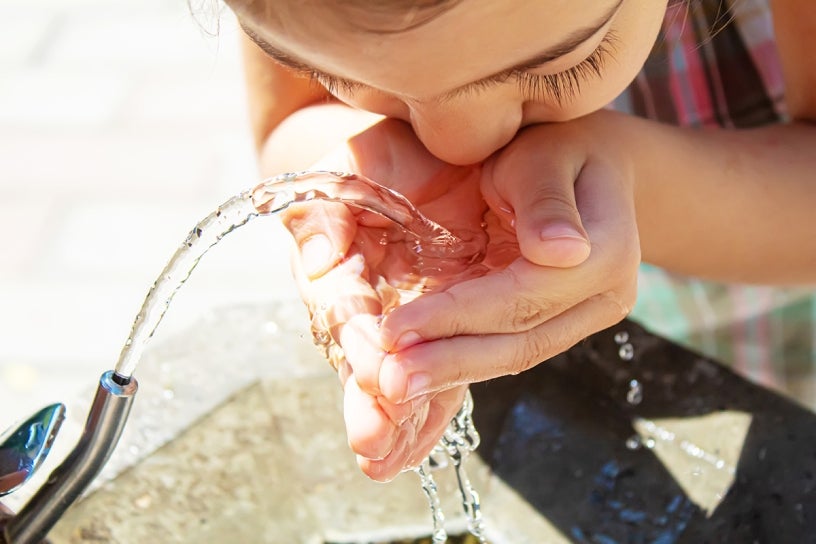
[31,300,816,543]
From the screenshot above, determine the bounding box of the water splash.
[114,193,258,379]
[618,344,634,361]
[415,461,448,544]
[613,331,629,344]
[114,171,485,379]
[443,390,487,542]
[614,329,634,361]
[415,390,486,543]
[627,379,643,406]
[251,171,484,261]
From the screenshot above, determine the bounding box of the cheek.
[330,89,410,121]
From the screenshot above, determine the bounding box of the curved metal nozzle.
[2,371,137,544]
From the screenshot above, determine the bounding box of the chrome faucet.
[0,371,138,543]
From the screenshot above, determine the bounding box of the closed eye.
[294,31,618,105]
[513,31,619,103]
[441,31,619,104]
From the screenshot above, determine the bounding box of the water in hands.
[113,170,493,542]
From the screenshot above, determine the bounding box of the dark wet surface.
[470,318,816,543]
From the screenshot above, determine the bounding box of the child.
[223,0,816,482]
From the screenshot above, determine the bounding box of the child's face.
[229,0,667,165]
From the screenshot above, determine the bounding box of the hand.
[377,111,641,405]
[280,118,504,481]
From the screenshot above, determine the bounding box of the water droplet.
[626,435,642,450]
[614,331,629,344]
[162,388,175,400]
[644,437,656,449]
[626,379,643,405]
[618,343,634,361]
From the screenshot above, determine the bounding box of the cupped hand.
[377,110,641,405]
[280,118,504,481]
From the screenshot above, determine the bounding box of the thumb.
[280,147,358,280]
[482,152,590,269]
[516,186,591,267]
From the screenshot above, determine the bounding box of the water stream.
[110,170,489,542]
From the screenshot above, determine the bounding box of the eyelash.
[306,31,618,104]
[513,31,618,103]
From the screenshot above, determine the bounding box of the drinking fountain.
[0,373,137,543]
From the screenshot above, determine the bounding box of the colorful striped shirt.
[611,0,816,410]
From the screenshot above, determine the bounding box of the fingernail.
[392,330,423,352]
[381,354,432,402]
[406,372,432,400]
[301,234,334,278]
[539,222,587,242]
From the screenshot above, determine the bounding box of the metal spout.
[2,371,137,544]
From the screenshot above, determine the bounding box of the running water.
[111,170,489,542]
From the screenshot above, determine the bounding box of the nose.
[406,94,523,165]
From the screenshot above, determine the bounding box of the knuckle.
[505,297,545,330]
[497,267,552,331]
[508,331,553,375]
[530,186,577,214]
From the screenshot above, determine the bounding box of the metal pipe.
[3,371,137,544]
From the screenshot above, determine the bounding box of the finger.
[337,313,386,393]
[404,385,468,468]
[381,155,639,347]
[278,140,365,280]
[303,251,382,343]
[356,418,418,482]
[359,386,466,481]
[343,377,398,461]
[382,258,588,346]
[282,200,357,279]
[379,289,634,403]
[376,391,435,426]
[282,117,455,280]
[481,133,590,268]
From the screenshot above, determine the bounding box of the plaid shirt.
[612,0,816,409]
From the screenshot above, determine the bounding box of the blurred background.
[0,0,298,421]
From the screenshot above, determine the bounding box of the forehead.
[231,0,616,98]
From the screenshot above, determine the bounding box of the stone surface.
[17,313,812,543]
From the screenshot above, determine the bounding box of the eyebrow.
[242,0,624,97]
